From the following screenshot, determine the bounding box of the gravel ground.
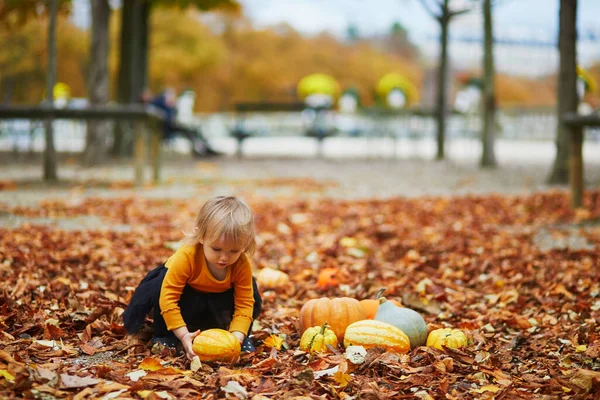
[2,155,599,204]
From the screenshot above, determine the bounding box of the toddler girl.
[123,196,262,359]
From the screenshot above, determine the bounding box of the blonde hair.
[184,196,257,255]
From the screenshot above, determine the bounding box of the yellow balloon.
[297,73,341,100]
[53,82,71,100]
[376,73,418,105]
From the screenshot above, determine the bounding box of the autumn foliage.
[0,8,581,111]
[1,187,600,398]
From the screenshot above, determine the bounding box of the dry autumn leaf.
[262,334,285,350]
[2,190,600,398]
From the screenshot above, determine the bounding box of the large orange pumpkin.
[343,320,411,354]
[192,329,241,362]
[299,297,366,342]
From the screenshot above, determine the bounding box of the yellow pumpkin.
[343,320,411,354]
[192,329,241,362]
[256,267,290,289]
[299,323,338,353]
[299,297,366,342]
[426,328,468,350]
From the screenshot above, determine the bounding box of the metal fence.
[2,107,599,158]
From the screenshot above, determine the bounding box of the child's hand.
[231,331,245,343]
[180,330,201,360]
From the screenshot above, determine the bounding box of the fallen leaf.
[138,358,163,371]
[60,373,101,389]
[221,380,248,399]
[263,334,284,350]
[414,390,434,400]
[126,370,147,382]
[190,356,202,372]
[471,385,502,394]
[333,370,351,388]
[0,369,15,382]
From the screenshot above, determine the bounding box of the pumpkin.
[426,328,468,350]
[299,297,366,342]
[192,329,241,362]
[316,268,339,289]
[360,288,402,319]
[374,297,428,349]
[343,320,410,354]
[299,323,338,353]
[256,267,290,289]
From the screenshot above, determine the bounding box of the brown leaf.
[59,373,101,389]
[566,369,600,393]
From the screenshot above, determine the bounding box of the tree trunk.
[112,0,134,157]
[83,0,110,166]
[548,0,579,184]
[137,1,151,99]
[481,0,497,167]
[44,0,58,182]
[112,0,148,157]
[435,1,450,161]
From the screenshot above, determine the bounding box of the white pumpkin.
[256,267,290,289]
[374,297,428,349]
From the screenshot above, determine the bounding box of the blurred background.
[0,0,599,185]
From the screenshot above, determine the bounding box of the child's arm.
[159,248,198,358]
[229,256,255,340]
[173,326,200,360]
[159,251,193,330]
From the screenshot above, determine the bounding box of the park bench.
[563,112,600,208]
[0,105,165,186]
[230,102,336,157]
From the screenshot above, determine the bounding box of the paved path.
[2,137,600,207]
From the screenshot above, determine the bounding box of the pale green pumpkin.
[374,297,428,349]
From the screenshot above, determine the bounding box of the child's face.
[202,235,244,269]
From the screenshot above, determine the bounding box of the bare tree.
[481,0,496,167]
[548,0,579,184]
[44,0,58,181]
[417,0,476,160]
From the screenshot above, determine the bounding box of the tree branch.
[417,0,442,19]
[448,6,474,18]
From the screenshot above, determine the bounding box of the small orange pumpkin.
[360,288,402,319]
[256,267,290,289]
[317,268,339,289]
[343,320,411,354]
[192,329,241,362]
[299,297,366,342]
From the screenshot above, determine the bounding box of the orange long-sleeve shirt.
[159,244,255,334]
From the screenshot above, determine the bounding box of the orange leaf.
[139,358,163,371]
[333,370,351,388]
[263,334,284,350]
[80,344,97,356]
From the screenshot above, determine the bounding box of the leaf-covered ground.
[1,188,600,399]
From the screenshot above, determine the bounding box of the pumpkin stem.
[375,287,387,300]
[378,296,388,305]
[319,322,328,335]
[308,323,328,351]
